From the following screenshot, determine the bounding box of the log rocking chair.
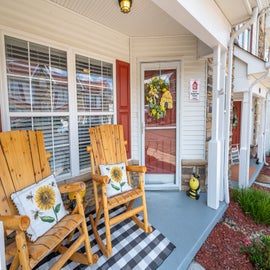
[0,130,98,269]
[87,124,152,258]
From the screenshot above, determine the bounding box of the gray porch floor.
[144,158,264,270]
[230,157,264,188]
[141,191,227,270]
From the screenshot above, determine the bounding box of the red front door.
[232,101,241,145]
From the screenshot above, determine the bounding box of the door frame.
[140,60,182,190]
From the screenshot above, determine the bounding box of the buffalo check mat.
[34,206,175,270]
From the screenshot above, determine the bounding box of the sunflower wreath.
[145,77,173,119]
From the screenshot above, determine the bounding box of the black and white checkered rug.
[35,207,175,270]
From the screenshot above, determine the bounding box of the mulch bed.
[255,157,270,184]
[195,183,270,270]
[260,157,270,176]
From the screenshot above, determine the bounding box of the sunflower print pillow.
[11,174,68,242]
[99,162,132,197]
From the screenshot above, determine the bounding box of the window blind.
[6,36,70,178]
[4,35,115,179]
[76,55,114,170]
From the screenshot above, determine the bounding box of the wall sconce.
[118,0,132,13]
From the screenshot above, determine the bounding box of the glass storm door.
[142,62,179,187]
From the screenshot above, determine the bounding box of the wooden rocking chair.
[87,124,152,258]
[0,130,98,270]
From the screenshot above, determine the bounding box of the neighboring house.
[0,0,270,211]
[231,11,270,189]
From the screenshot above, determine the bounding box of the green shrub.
[240,234,270,269]
[232,187,270,225]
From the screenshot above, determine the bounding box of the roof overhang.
[152,0,231,50]
[234,45,267,74]
[234,45,270,93]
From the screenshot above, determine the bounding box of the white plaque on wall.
[190,79,200,101]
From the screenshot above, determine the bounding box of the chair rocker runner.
[87,124,152,258]
[0,130,98,269]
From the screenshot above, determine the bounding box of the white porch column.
[257,98,264,163]
[265,94,270,159]
[239,91,252,188]
[218,51,227,202]
[207,45,222,209]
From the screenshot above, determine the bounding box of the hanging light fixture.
[118,0,132,14]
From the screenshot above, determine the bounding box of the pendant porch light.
[118,0,132,13]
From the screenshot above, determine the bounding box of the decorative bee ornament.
[186,173,200,200]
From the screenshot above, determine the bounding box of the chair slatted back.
[0,130,51,217]
[87,124,152,257]
[89,125,128,174]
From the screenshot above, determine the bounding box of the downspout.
[263,92,270,165]
[224,7,258,203]
[263,74,270,166]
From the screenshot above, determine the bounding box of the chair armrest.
[0,215,30,231]
[91,174,109,185]
[126,165,147,173]
[58,181,86,194]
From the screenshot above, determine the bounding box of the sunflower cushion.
[11,174,68,242]
[99,162,132,197]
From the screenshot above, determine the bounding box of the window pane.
[76,54,114,113]
[5,36,71,179]
[78,115,113,170]
[5,36,115,179]
[77,83,90,111]
[8,76,31,111]
[30,42,49,79]
[32,78,51,111]
[10,116,71,177]
[33,116,70,177]
[53,81,69,111]
[51,48,68,83]
[5,36,29,76]
[76,55,90,83]
[53,146,70,176]
[33,117,53,147]
[10,117,32,130]
[76,54,114,172]
[5,36,69,113]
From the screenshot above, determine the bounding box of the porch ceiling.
[47,0,191,37]
[48,0,269,38]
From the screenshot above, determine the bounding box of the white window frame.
[0,32,117,181]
